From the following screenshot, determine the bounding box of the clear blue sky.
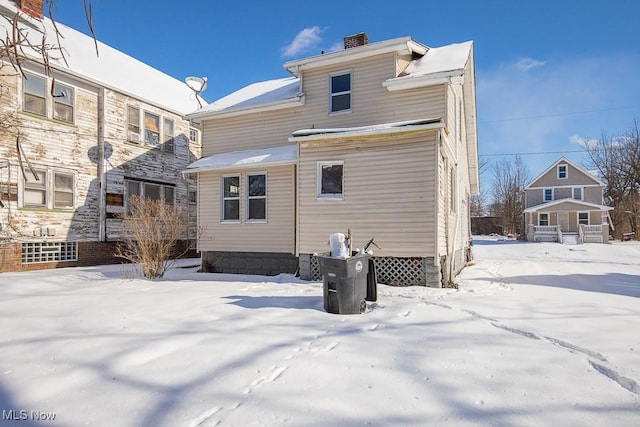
[53,0,640,186]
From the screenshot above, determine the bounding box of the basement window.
[22,241,77,263]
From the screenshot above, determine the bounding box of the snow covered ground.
[0,237,639,426]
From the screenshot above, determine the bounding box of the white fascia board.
[187,95,305,120]
[284,37,427,75]
[383,71,464,92]
[183,158,296,174]
[290,121,444,143]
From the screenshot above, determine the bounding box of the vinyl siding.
[200,52,447,159]
[298,132,438,257]
[530,162,601,187]
[198,165,295,253]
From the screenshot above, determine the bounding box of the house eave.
[523,198,614,213]
[289,118,444,143]
[284,37,428,75]
[383,71,464,92]
[187,95,305,121]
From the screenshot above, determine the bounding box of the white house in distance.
[186,33,478,287]
[523,157,612,244]
[0,0,203,272]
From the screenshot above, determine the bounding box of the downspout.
[97,87,106,242]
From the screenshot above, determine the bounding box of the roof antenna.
[185,76,208,108]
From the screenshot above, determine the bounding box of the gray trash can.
[316,253,371,314]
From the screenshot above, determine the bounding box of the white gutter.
[289,121,444,143]
[383,72,464,92]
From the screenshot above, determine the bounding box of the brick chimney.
[13,0,44,19]
[344,33,368,49]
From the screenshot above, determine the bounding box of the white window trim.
[189,127,201,145]
[317,161,344,200]
[221,174,241,223]
[126,105,175,153]
[20,167,76,210]
[543,188,554,202]
[557,164,568,179]
[328,70,352,115]
[22,72,76,124]
[572,186,583,200]
[246,172,267,223]
[124,178,175,215]
[577,211,590,226]
[538,213,549,226]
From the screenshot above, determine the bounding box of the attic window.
[557,164,568,179]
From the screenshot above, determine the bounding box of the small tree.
[116,195,191,279]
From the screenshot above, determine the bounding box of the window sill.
[19,111,78,128]
[328,109,352,117]
[124,140,175,154]
[19,207,74,213]
[316,195,344,201]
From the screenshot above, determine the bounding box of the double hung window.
[22,73,75,123]
[330,72,351,113]
[222,176,240,221]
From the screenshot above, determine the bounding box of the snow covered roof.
[187,77,301,119]
[0,0,204,115]
[289,118,444,142]
[523,198,613,213]
[184,144,297,173]
[383,41,473,90]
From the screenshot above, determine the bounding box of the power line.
[479,105,640,124]
[479,149,585,157]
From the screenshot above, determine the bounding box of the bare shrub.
[116,195,190,279]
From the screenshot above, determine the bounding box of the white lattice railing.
[310,256,427,286]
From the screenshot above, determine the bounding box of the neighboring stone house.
[186,33,479,287]
[0,0,202,272]
[523,157,612,244]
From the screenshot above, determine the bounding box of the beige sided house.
[186,33,478,287]
[0,0,202,272]
[523,157,612,244]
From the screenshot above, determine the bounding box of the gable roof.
[283,36,428,75]
[383,41,474,91]
[525,157,605,189]
[0,0,204,115]
[187,77,302,120]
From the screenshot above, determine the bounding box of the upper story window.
[127,106,174,153]
[557,164,568,179]
[52,82,74,123]
[544,188,553,202]
[22,168,75,210]
[163,118,174,152]
[23,73,46,116]
[144,112,160,146]
[572,187,583,200]
[22,73,75,123]
[189,127,201,145]
[127,106,141,141]
[317,162,344,199]
[330,72,351,114]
